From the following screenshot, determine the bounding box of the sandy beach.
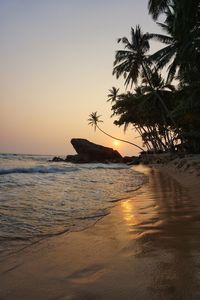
[1,164,200,300]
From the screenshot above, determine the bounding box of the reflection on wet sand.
[120,165,200,299]
[121,200,137,225]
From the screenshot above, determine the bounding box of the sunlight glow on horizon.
[113,140,120,147]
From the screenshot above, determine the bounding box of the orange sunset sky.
[1,0,161,156]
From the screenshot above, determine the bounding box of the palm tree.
[107,87,120,103]
[150,1,200,83]
[88,112,144,152]
[139,70,178,149]
[113,26,178,128]
[148,0,200,152]
[113,25,151,89]
[108,1,200,153]
[110,81,177,152]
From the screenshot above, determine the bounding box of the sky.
[0,0,161,156]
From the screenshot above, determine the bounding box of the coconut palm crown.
[107,87,120,103]
[88,112,103,131]
[113,25,151,89]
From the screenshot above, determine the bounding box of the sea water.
[0,153,146,257]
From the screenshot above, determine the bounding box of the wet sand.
[1,165,200,300]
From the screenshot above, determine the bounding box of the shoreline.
[1,164,200,299]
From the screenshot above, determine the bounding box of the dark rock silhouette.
[51,139,143,164]
[122,156,140,164]
[52,156,65,162]
[66,138,122,163]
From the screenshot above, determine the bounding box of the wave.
[0,153,18,159]
[0,165,79,175]
[0,153,53,162]
[79,163,129,170]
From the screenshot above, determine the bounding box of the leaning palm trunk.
[88,112,145,152]
[96,124,144,152]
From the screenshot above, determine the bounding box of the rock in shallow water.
[51,156,65,162]
[66,138,122,163]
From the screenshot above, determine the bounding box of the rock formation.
[65,138,122,163]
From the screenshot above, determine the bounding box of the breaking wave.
[0,165,79,175]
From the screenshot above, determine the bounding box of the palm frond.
[148,0,171,20]
[150,33,173,44]
[88,112,103,131]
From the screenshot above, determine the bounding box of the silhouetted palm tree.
[113,25,151,89]
[110,78,177,152]
[107,87,120,103]
[140,70,178,149]
[113,26,177,128]
[150,1,200,83]
[108,1,200,153]
[88,112,144,151]
[148,0,200,152]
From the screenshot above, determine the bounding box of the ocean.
[0,153,146,258]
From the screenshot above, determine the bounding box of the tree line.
[89,0,200,154]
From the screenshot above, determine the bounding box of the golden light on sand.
[121,200,136,225]
[113,140,120,147]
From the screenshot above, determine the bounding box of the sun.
[113,140,120,147]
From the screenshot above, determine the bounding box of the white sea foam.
[0,165,79,175]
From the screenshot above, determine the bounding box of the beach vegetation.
[89,0,200,154]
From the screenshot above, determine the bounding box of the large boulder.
[66,138,122,163]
